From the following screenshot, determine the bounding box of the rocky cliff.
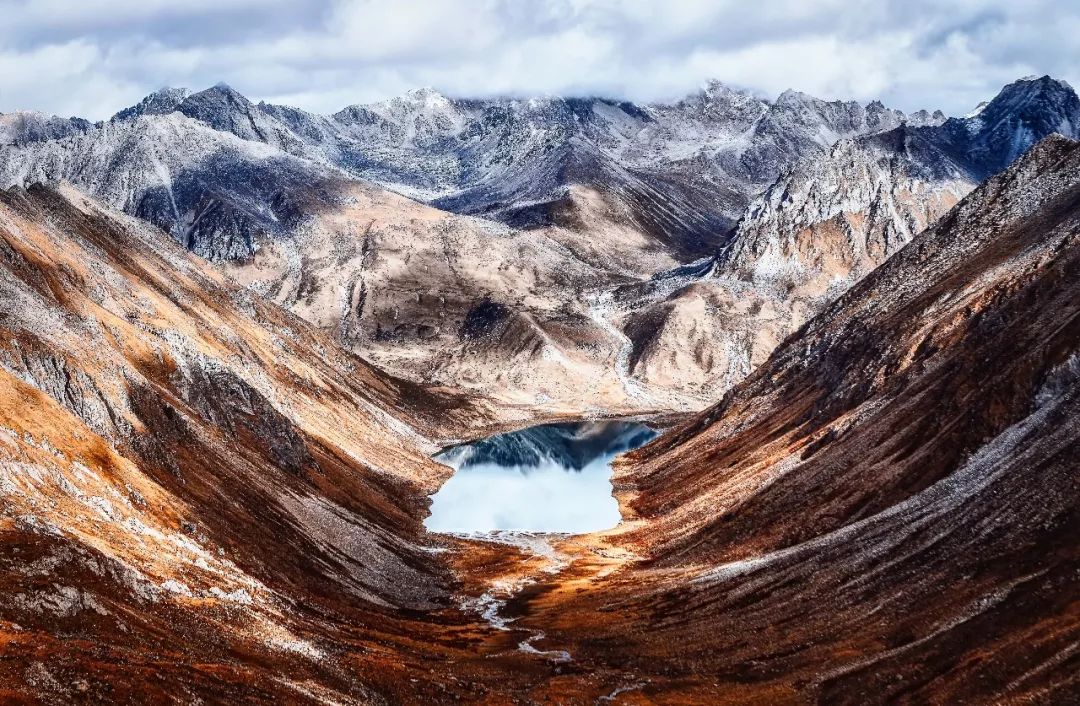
[623,76,1080,402]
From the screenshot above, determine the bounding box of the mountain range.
[0,72,1078,703]
[2,75,1073,415]
[2,80,945,261]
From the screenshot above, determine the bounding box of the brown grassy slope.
[509,135,1080,704]
[0,184,492,703]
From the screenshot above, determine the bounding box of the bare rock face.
[620,279,787,400]
[720,126,974,300]
[625,76,1080,402]
[217,177,644,415]
[722,76,1080,299]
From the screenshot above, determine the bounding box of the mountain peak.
[988,74,1076,106]
[775,88,811,103]
[189,82,252,105]
[964,101,989,119]
[164,83,277,144]
[956,74,1080,175]
[700,79,746,97]
[112,86,191,121]
[405,86,446,100]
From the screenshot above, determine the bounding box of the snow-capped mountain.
[0,111,338,260]
[716,75,1080,296]
[932,74,1080,178]
[614,76,1080,402]
[111,86,192,121]
[0,76,1071,411]
[63,81,942,266]
[339,84,944,260]
[0,111,92,145]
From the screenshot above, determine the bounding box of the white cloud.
[0,0,1075,120]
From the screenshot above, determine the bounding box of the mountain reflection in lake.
[425,421,657,533]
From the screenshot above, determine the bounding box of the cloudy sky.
[1,0,1077,120]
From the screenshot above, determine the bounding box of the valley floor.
[435,530,717,704]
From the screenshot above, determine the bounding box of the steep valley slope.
[509,134,1080,704]
[0,183,498,702]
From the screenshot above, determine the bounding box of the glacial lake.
[425,421,658,534]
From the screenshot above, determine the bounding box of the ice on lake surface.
[425,421,657,534]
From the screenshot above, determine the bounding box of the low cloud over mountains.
[1,1,1078,120]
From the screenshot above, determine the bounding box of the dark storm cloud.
[0,0,1076,120]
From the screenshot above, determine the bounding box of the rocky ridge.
[620,76,1080,401]
[0,77,1071,413]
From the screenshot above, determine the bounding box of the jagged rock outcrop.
[719,126,975,300]
[719,75,1080,297]
[623,76,1080,402]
